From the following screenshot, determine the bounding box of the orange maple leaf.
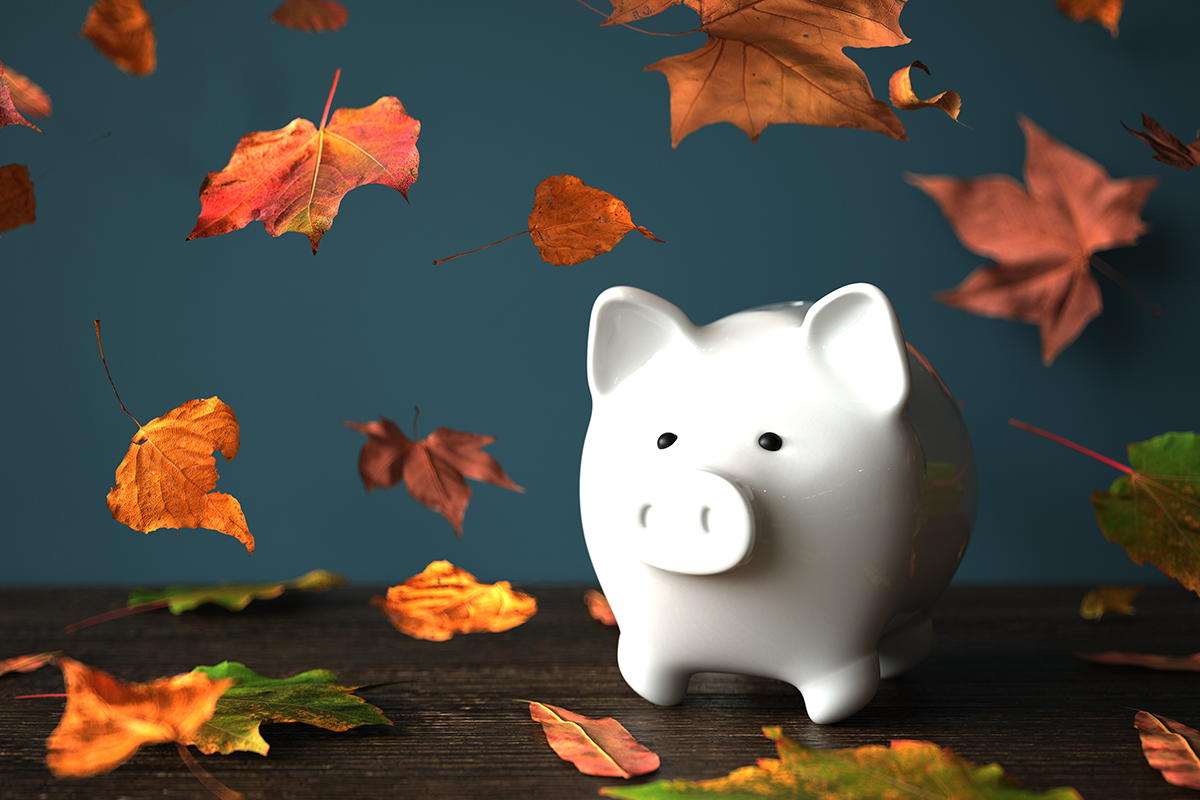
[45,656,233,778]
[371,560,537,641]
[0,164,36,233]
[906,115,1158,365]
[81,0,156,77]
[604,0,909,146]
[270,0,349,32]
[0,61,41,132]
[1056,0,1125,37]
[345,410,523,537]
[186,69,419,254]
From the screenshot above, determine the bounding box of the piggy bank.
[579,283,976,724]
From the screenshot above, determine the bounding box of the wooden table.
[3,584,1200,799]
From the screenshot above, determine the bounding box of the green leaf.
[1091,432,1200,594]
[185,661,391,755]
[128,569,348,614]
[600,726,1080,800]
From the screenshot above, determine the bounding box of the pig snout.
[632,470,756,575]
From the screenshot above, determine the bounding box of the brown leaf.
[1057,0,1125,37]
[889,61,962,120]
[0,163,36,233]
[370,560,536,641]
[529,701,659,778]
[45,657,233,778]
[1123,113,1200,171]
[1078,651,1200,671]
[81,0,156,77]
[270,0,349,32]
[0,62,41,132]
[529,175,664,266]
[584,589,617,626]
[0,652,57,677]
[1135,710,1200,789]
[0,63,51,119]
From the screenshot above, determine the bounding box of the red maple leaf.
[0,61,41,132]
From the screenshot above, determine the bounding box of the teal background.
[2,1,1197,588]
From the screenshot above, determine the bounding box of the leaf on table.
[906,115,1158,365]
[1079,585,1142,620]
[529,701,659,778]
[0,62,41,132]
[81,0,156,77]
[585,589,617,626]
[0,63,51,119]
[185,661,391,756]
[0,163,36,232]
[187,69,419,254]
[1056,0,1124,37]
[1135,710,1200,789]
[1078,650,1200,671]
[270,0,349,31]
[129,569,348,614]
[603,0,909,146]
[45,656,233,778]
[371,560,536,641]
[106,396,254,554]
[600,726,1082,799]
[0,651,57,678]
[889,61,962,121]
[345,411,522,537]
[1122,113,1200,171]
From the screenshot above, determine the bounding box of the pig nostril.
[700,505,711,533]
[638,504,652,529]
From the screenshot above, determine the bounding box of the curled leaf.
[888,61,962,121]
[529,701,659,778]
[0,163,36,232]
[1056,0,1124,37]
[1079,585,1142,619]
[81,0,156,77]
[270,0,349,31]
[130,569,348,614]
[1135,710,1200,789]
[1077,650,1200,671]
[0,63,51,118]
[0,62,41,132]
[585,589,617,626]
[1122,113,1200,171]
[0,652,58,678]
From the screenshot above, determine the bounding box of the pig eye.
[758,432,782,451]
[657,432,678,449]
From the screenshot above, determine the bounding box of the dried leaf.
[1134,710,1200,789]
[45,657,233,778]
[187,70,419,254]
[529,175,664,266]
[1079,585,1142,619]
[185,661,392,756]
[1057,0,1124,37]
[0,62,41,132]
[0,652,57,677]
[585,589,617,626]
[601,726,1081,799]
[0,163,36,232]
[0,63,51,118]
[906,115,1157,365]
[106,396,254,554]
[1123,113,1200,171]
[81,0,156,77]
[371,560,536,641]
[888,61,962,120]
[1078,650,1200,671]
[345,413,522,536]
[129,569,348,614]
[270,0,349,31]
[529,701,659,778]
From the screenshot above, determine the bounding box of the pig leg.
[796,653,880,725]
[617,634,691,706]
[877,612,933,679]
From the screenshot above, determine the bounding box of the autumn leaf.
[601,726,1081,799]
[1077,650,1200,671]
[585,589,617,626]
[603,0,909,146]
[889,61,962,121]
[907,115,1158,365]
[1079,585,1142,619]
[0,63,51,119]
[0,61,41,132]
[345,409,522,536]
[271,0,349,32]
[370,560,537,641]
[45,656,233,778]
[1057,0,1125,37]
[131,569,347,614]
[1123,113,1200,171]
[529,701,659,778]
[0,652,58,678]
[185,661,391,756]
[0,164,36,232]
[187,69,419,254]
[1134,711,1200,789]
[81,0,156,77]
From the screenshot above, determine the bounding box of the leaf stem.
[1009,418,1133,475]
[176,742,246,800]
[319,68,341,131]
[412,406,421,440]
[35,131,112,183]
[1090,255,1161,317]
[432,229,530,265]
[64,599,169,634]
[94,320,142,429]
[13,694,68,699]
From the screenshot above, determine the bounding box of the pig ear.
[588,286,694,397]
[800,283,910,415]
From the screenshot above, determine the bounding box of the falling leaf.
[1078,650,1200,671]
[1134,711,1200,789]
[0,62,41,132]
[0,63,51,118]
[529,701,659,778]
[0,164,36,232]
[45,657,233,778]
[601,726,1082,799]
[0,652,57,678]
[1079,585,1142,619]
[1057,0,1124,37]
[81,0,156,77]
[270,0,349,31]
[106,396,254,554]
[888,61,962,120]
[187,69,419,254]
[602,0,909,146]
[1123,113,1200,171]
[907,115,1158,365]
[370,560,537,641]
[185,661,391,756]
[585,589,617,626]
[345,410,522,536]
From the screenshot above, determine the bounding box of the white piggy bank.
[579,283,976,724]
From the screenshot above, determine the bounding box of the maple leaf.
[1123,113,1200,171]
[130,569,348,614]
[1078,585,1142,619]
[888,61,962,121]
[1077,650,1200,671]
[529,701,659,778]
[370,560,537,641]
[0,164,36,233]
[187,69,419,254]
[0,651,57,678]
[271,0,349,32]
[601,726,1081,799]
[603,0,910,146]
[907,115,1158,365]
[185,661,391,756]
[45,656,233,778]
[584,589,618,626]
[1134,711,1200,789]
[0,63,51,119]
[1057,0,1125,37]
[81,0,156,77]
[345,409,522,536]
[0,62,41,132]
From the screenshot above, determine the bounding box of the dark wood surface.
[3,584,1200,799]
